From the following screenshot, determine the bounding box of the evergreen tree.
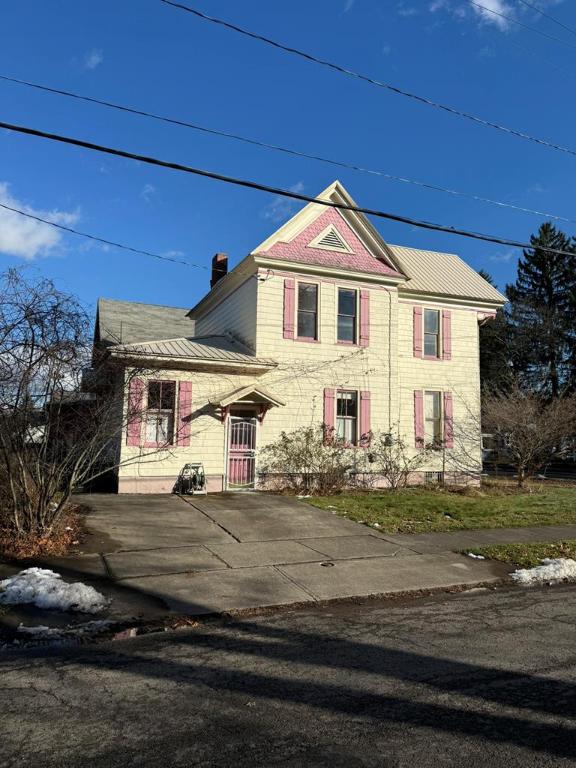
[506,223,576,397]
[477,269,513,390]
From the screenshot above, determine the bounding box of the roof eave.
[108,348,276,373]
[253,254,407,285]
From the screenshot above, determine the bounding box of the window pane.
[297,311,316,339]
[298,283,317,312]
[424,309,439,334]
[424,334,438,357]
[338,289,356,316]
[147,381,161,409]
[425,392,441,418]
[337,315,355,342]
[337,391,357,418]
[160,381,175,410]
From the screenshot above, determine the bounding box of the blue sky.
[1,0,575,315]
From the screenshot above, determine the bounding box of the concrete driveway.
[68,492,508,616]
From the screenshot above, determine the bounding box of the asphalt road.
[1,586,576,767]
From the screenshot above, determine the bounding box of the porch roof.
[210,383,286,409]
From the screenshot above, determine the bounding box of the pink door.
[228,416,257,490]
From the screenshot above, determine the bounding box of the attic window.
[308,225,353,254]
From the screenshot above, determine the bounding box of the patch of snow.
[512,558,576,586]
[372,523,381,528]
[0,568,109,614]
[17,619,113,639]
[467,553,486,560]
[297,495,311,499]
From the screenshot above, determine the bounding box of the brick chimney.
[210,253,228,288]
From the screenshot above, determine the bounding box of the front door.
[227,414,257,490]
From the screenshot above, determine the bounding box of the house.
[92,181,506,493]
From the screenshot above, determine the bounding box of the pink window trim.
[413,306,423,358]
[126,377,144,446]
[443,391,454,448]
[177,381,193,447]
[414,390,424,449]
[283,278,295,339]
[295,336,320,343]
[359,390,371,446]
[359,290,370,347]
[442,309,452,360]
[323,387,335,442]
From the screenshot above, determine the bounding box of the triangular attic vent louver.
[308,225,353,254]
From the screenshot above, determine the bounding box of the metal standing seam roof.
[388,244,507,303]
[111,335,277,367]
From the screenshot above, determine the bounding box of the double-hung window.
[146,381,176,445]
[424,309,440,358]
[336,391,358,444]
[337,288,357,343]
[297,283,318,340]
[424,391,442,445]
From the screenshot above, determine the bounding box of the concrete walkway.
[29,494,576,618]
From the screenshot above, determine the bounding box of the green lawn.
[307,484,576,534]
[470,541,576,568]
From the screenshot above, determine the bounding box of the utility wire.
[160,0,576,158]
[1,73,574,225]
[469,1,576,48]
[1,117,575,258]
[514,0,576,39]
[0,201,207,269]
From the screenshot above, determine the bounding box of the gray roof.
[96,298,195,347]
[112,335,276,368]
[389,245,506,304]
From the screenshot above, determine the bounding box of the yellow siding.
[195,277,258,350]
[118,276,483,491]
[397,299,482,472]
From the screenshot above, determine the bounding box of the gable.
[252,180,405,279]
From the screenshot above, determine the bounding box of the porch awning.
[210,383,286,409]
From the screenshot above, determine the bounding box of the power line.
[469,1,576,48]
[159,0,576,158]
[0,201,207,269]
[514,0,576,39]
[1,117,575,258]
[1,73,575,225]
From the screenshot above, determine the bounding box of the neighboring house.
[92,181,506,493]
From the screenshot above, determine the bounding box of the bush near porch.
[307,482,576,535]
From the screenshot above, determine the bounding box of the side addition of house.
[91,181,506,493]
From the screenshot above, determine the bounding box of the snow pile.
[467,553,486,560]
[0,568,109,614]
[511,558,576,586]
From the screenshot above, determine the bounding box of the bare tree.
[367,428,433,491]
[0,269,180,540]
[482,384,576,487]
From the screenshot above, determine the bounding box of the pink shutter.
[413,306,423,358]
[359,390,371,445]
[414,390,424,449]
[323,387,335,442]
[443,391,454,448]
[442,309,452,360]
[177,381,193,447]
[283,278,295,339]
[359,290,370,347]
[127,377,144,446]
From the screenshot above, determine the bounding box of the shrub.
[258,424,359,495]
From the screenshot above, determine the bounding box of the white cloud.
[470,0,515,30]
[343,0,355,12]
[397,4,419,17]
[262,181,305,224]
[84,49,104,70]
[490,248,515,263]
[0,182,79,260]
[140,183,156,203]
[429,0,567,31]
